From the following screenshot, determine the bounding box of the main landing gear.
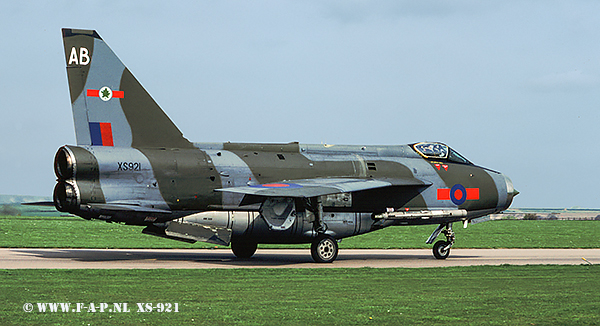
[311,235,338,263]
[231,238,258,259]
[231,196,341,263]
[426,223,455,260]
[309,196,339,263]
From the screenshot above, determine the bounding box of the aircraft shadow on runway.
[12,249,475,267]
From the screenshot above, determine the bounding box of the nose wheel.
[432,240,451,259]
[426,223,455,260]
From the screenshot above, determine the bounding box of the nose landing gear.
[426,223,455,260]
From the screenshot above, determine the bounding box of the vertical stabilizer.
[62,28,193,149]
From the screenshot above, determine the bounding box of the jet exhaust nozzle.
[53,181,79,212]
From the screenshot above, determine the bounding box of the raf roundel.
[450,184,467,205]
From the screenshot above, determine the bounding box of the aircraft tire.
[433,240,451,260]
[231,239,258,259]
[311,235,338,263]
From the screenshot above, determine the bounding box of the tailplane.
[62,28,193,149]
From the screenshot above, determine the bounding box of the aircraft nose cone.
[503,174,518,209]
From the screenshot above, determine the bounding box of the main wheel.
[433,240,450,260]
[231,239,257,259]
[311,235,338,263]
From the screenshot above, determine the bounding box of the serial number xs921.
[137,302,179,313]
[117,162,142,171]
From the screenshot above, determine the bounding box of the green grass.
[0,215,204,249]
[1,265,598,325]
[1,215,599,249]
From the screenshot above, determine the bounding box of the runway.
[1,248,598,269]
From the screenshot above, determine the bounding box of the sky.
[0,1,599,209]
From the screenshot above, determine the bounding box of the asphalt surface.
[1,248,598,269]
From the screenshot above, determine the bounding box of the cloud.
[529,70,598,92]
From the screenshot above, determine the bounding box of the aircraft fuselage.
[54,141,514,244]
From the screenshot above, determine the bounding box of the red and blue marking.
[437,184,479,205]
[89,122,114,146]
[250,183,303,189]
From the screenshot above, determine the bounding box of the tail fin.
[62,28,193,149]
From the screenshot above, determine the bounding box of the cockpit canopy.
[412,142,472,165]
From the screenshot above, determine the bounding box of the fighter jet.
[54,28,518,263]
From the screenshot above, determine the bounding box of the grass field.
[1,215,599,249]
[2,216,599,325]
[1,265,598,325]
